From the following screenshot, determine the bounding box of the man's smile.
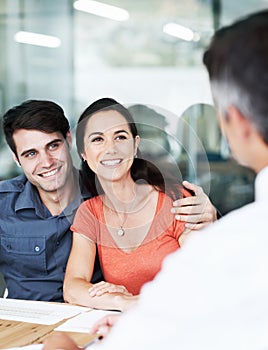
[37,167,61,178]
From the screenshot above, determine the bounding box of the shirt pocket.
[1,236,47,275]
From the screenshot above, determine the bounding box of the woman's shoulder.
[164,183,191,201]
[80,195,103,214]
[181,186,193,198]
[85,194,103,205]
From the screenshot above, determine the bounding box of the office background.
[0,0,266,215]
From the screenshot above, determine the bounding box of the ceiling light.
[163,23,197,42]
[73,0,129,21]
[14,31,61,48]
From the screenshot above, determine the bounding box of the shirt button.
[56,241,60,246]
[34,246,40,252]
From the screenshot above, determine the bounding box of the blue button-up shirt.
[0,171,101,302]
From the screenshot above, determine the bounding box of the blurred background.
[0,0,265,215]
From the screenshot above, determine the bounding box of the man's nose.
[39,151,54,167]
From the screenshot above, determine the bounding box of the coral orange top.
[71,190,188,295]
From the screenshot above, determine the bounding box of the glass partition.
[0,0,265,213]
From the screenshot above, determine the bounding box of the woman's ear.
[81,153,86,162]
[134,135,140,156]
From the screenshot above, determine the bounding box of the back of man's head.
[203,10,268,144]
[2,100,70,157]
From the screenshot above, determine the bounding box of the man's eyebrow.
[20,148,36,157]
[46,138,63,147]
[20,138,63,157]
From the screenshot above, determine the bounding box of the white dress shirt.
[93,166,268,350]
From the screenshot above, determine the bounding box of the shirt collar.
[15,178,50,218]
[255,166,268,202]
[15,168,91,218]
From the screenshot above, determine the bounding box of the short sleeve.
[71,199,101,243]
[153,192,186,243]
[172,188,192,242]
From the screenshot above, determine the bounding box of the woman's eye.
[116,135,127,141]
[91,137,103,143]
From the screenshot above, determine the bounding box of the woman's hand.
[88,281,133,297]
[172,181,217,231]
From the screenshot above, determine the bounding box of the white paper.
[4,345,43,350]
[54,309,119,333]
[0,298,91,325]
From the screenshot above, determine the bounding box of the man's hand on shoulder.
[172,180,217,231]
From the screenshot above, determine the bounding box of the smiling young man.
[0,100,101,301]
[0,99,216,302]
[13,129,74,214]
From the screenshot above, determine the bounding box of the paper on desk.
[0,298,91,325]
[3,345,43,350]
[54,309,119,333]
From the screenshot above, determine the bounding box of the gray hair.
[203,10,268,144]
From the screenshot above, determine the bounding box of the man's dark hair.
[2,99,70,157]
[203,10,268,144]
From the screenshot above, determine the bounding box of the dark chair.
[0,272,7,298]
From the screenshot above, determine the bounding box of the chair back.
[0,272,7,298]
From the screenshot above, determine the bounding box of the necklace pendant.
[117,227,125,237]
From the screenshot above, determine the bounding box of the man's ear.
[227,105,252,139]
[12,153,21,167]
[66,130,72,147]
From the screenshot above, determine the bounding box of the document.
[0,297,91,325]
[4,345,43,350]
[54,309,120,333]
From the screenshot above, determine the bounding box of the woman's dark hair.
[2,99,70,157]
[76,97,184,199]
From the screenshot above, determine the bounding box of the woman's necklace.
[104,186,153,237]
[105,199,135,237]
[104,190,147,237]
[117,228,125,237]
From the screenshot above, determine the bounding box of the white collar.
[255,166,268,202]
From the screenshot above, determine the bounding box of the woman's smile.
[100,158,123,167]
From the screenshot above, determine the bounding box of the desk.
[0,317,96,349]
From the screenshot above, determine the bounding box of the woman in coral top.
[63,98,194,311]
